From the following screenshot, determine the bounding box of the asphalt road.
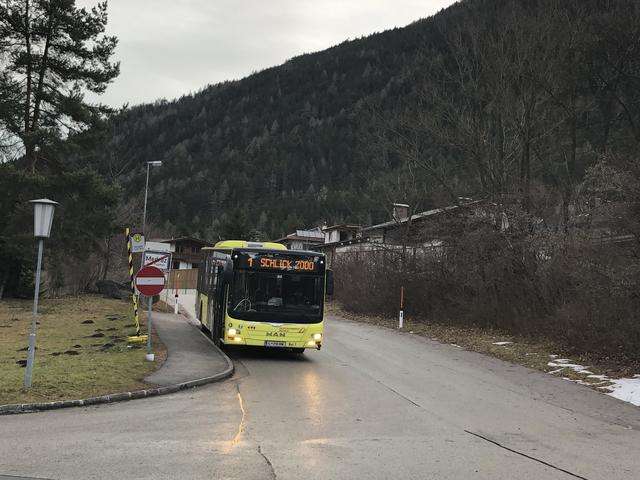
[1,315,639,480]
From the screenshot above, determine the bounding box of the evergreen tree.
[0,0,119,172]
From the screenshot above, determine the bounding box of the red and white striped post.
[174,271,180,315]
[399,286,405,329]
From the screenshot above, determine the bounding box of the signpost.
[144,241,171,253]
[143,251,171,271]
[135,265,166,361]
[130,233,145,253]
[139,241,170,271]
[125,227,143,343]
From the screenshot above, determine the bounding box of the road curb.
[0,316,234,416]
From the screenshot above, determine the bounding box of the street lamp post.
[24,198,59,389]
[142,161,162,235]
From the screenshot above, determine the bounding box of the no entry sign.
[135,265,166,296]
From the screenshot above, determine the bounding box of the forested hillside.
[88,0,639,242]
[4,0,639,299]
[85,3,448,239]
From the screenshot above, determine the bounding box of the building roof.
[362,199,482,232]
[154,236,209,246]
[315,236,372,250]
[274,229,325,243]
[322,223,362,231]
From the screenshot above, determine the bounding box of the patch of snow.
[492,341,513,346]
[547,361,593,376]
[546,358,640,408]
[601,376,640,407]
[574,379,609,387]
[450,343,462,348]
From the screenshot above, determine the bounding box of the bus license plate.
[265,341,286,347]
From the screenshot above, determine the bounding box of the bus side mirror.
[326,270,334,296]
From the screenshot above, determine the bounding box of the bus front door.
[211,267,226,346]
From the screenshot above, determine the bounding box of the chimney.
[392,203,409,222]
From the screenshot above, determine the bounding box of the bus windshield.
[229,270,323,323]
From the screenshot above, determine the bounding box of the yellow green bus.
[195,240,333,353]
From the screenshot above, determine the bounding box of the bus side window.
[211,265,218,290]
[208,261,216,294]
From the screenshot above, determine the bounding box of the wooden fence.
[166,268,198,290]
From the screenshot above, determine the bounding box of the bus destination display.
[235,252,323,273]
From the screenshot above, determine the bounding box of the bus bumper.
[225,337,321,350]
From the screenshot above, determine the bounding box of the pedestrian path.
[144,311,229,386]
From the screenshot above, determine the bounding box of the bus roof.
[211,240,288,251]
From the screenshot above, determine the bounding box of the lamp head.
[30,199,59,239]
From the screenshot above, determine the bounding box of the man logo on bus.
[266,332,286,337]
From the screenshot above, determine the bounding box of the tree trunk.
[102,235,112,280]
[562,97,578,231]
[23,0,34,172]
[561,193,570,233]
[25,140,37,173]
[30,2,55,150]
[0,269,8,300]
[520,132,531,212]
[497,113,505,196]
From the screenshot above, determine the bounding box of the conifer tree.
[0,0,119,172]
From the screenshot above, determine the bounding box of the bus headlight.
[312,333,322,340]
[234,336,243,342]
[307,340,316,346]
[228,328,237,336]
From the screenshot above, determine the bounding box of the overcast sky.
[79,0,456,107]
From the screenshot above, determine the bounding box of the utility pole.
[142,161,162,235]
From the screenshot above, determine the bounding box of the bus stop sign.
[135,265,166,296]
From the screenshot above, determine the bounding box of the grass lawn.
[0,294,166,405]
